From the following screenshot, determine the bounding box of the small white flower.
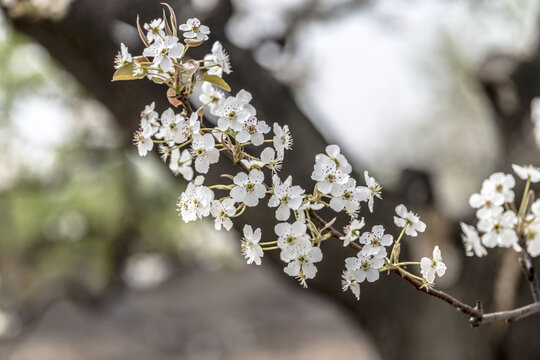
[260,147,283,173]
[210,198,236,231]
[176,180,214,223]
[460,222,487,257]
[169,149,193,181]
[241,225,263,265]
[526,222,540,257]
[342,269,361,300]
[357,171,382,213]
[215,93,256,131]
[311,158,349,194]
[284,246,323,287]
[420,246,446,284]
[179,18,210,41]
[159,108,189,143]
[144,19,166,43]
[114,42,132,69]
[268,175,304,221]
[273,123,293,155]
[236,116,271,146]
[393,204,426,237]
[204,41,232,77]
[481,172,515,204]
[477,210,518,249]
[340,218,365,247]
[191,134,220,174]
[359,225,393,256]
[275,221,311,262]
[344,248,386,283]
[143,35,184,73]
[330,178,363,214]
[469,189,504,220]
[199,82,225,115]
[532,199,540,218]
[230,169,266,207]
[140,102,159,134]
[133,125,153,156]
[512,164,540,183]
[315,145,352,175]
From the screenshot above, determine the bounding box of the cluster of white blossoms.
[461,164,540,258]
[114,7,449,295]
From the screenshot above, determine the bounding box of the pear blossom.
[215,93,256,131]
[169,149,193,181]
[284,246,323,287]
[512,164,540,183]
[477,210,518,249]
[191,133,219,174]
[143,35,184,73]
[199,82,225,115]
[532,199,540,217]
[159,108,189,143]
[176,177,214,222]
[526,222,540,257]
[342,269,361,300]
[114,43,132,69]
[273,123,293,155]
[140,102,159,134]
[210,198,236,231]
[158,144,172,163]
[133,125,153,156]
[204,41,232,77]
[268,175,304,221]
[315,145,352,175]
[482,172,515,203]
[311,158,349,194]
[420,246,447,284]
[187,113,201,136]
[179,18,210,41]
[460,222,487,257]
[359,225,393,256]
[230,169,266,207]
[236,116,271,146]
[358,171,382,213]
[340,218,365,247]
[260,147,283,173]
[275,221,311,261]
[144,19,166,43]
[330,178,365,213]
[469,190,504,220]
[241,225,263,265]
[344,248,386,283]
[393,204,426,237]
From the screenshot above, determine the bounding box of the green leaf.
[203,73,231,92]
[111,63,144,82]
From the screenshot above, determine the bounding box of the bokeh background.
[1,0,540,359]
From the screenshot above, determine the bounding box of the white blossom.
[273,123,293,155]
[315,145,352,175]
[344,248,385,283]
[275,221,311,262]
[512,164,540,183]
[284,246,323,287]
[393,204,426,237]
[477,210,518,249]
[526,222,540,257]
[204,41,232,77]
[340,218,365,247]
[480,172,515,204]
[342,269,361,300]
[133,125,153,156]
[358,171,382,213]
[191,134,220,174]
[532,199,540,218]
[230,169,266,207]
[311,158,349,194]
[469,189,505,220]
[359,225,393,256]
[144,19,166,43]
[420,246,446,284]
[268,175,304,221]
[236,116,271,146]
[159,108,189,143]
[143,35,184,73]
[169,149,193,181]
[176,178,214,222]
[241,225,263,265]
[179,18,210,41]
[210,198,236,231]
[460,222,487,257]
[114,42,132,69]
[330,178,364,214]
[215,92,256,131]
[140,102,159,134]
[260,147,283,173]
[199,82,225,115]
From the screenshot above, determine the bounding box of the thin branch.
[518,236,540,302]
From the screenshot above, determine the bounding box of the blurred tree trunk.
[3,0,540,359]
